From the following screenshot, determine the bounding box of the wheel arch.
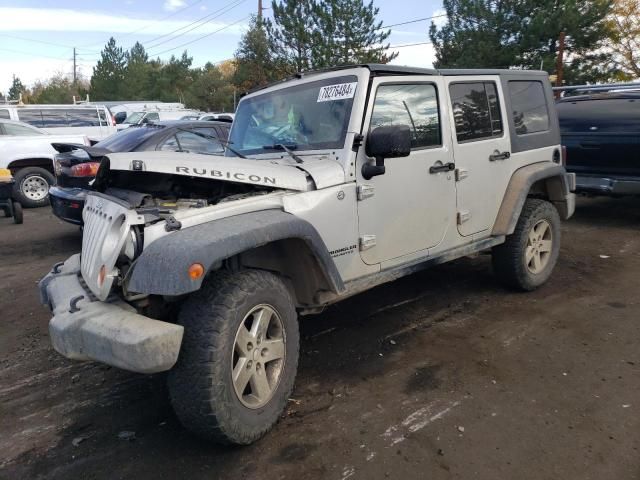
[126,209,345,305]
[492,162,574,236]
[8,158,55,174]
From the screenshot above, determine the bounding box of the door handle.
[429,162,455,174]
[489,150,511,161]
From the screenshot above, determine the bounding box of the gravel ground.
[0,196,639,480]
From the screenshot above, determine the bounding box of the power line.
[378,14,447,31]
[149,15,250,56]
[144,0,248,49]
[0,46,75,61]
[78,0,207,49]
[388,41,433,49]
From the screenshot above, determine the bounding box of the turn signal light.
[70,162,100,177]
[188,263,204,280]
[97,265,106,287]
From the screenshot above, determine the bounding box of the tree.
[430,0,614,82]
[90,37,127,100]
[607,0,640,79]
[311,0,397,67]
[29,74,89,104]
[234,16,282,91]
[266,0,317,73]
[185,63,235,112]
[124,42,152,99]
[8,75,26,101]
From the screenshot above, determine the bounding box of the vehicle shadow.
[571,195,640,230]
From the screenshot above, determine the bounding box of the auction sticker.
[317,82,358,102]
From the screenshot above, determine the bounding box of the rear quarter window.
[508,81,550,135]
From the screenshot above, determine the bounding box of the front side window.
[124,112,145,124]
[369,83,441,149]
[229,75,358,155]
[145,112,160,122]
[449,82,503,142]
[508,81,550,135]
[4,123,43,136]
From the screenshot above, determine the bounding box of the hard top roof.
[301,63,549,78]
[557,91,640,103]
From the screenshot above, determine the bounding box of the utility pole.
[555,31,565,98]
[73,47,77,85]
[258,0,263,20]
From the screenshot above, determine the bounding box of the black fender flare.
[127,209,345,296]
[492,162,574,236]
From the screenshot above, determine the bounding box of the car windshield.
[96,125,164,151]
[228,75,358,155]
[123,111,145,124]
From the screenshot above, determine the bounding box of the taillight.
[70,162,100,177]
[54,159,63,176]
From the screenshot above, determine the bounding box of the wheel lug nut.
[247,342,253,351]
[246,360,252,369]
[261,348,267,357]
[256,363,261,370]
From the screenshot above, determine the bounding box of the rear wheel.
[168,269,299,445]
[492,198,560,291]
[12,167,55,208]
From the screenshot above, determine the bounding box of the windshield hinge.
[359,235,377,251]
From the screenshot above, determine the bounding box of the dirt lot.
[0,196,639,480]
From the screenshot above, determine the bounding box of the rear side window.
[146,112,160,122]
[449,82,503,142]
[0,109,10,119]
[68,108,101,127]
[160,130,225,154]
[370,83,441,149]
[40,109,69,128]
[508,81,550,135]
[17,109,44,127]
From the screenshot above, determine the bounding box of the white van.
[0,104,116,142]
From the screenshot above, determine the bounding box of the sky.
[0,0,446,95]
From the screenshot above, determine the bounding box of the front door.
[356,77,456,266]
[444,77,511,236]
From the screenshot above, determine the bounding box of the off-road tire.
[492,198,561,291]
[168,269,299,445]
[12,167,55,208]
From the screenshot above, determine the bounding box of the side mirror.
[362,125,411,180]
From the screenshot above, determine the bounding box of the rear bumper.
[49,187,86,225]
[39,254,183,374]
[575,174,640,196]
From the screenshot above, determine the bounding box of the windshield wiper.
[262,144,303,164]
[175,128,247,159]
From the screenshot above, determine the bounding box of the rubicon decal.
[176,166,277,185]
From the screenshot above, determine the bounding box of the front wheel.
[168,269,299,445]
[492,198,561,291]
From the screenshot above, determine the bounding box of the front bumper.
[39,254,183,374]
[49,186,86,225]
[575,174,640,196]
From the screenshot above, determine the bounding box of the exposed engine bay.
[94,168,276,212]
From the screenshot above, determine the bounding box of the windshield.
[229,75,358,155]
[123,111,145,124]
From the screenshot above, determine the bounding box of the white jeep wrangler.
[40,65,575,445]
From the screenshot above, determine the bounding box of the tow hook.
[69,295,85,314]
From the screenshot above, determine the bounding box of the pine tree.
[266,0,317,73]
[90,37,127,100]
[234,16,283,91]
[312,0,397,67]
[8,75,26,101]
[124,42,151,99]
[429,0,614,82]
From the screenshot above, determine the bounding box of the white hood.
[104,151,347,192]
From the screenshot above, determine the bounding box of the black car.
[557,92,640,195]
[49,121,230,225]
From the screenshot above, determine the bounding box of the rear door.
[558,97,640,177]
[445,77,511,237]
